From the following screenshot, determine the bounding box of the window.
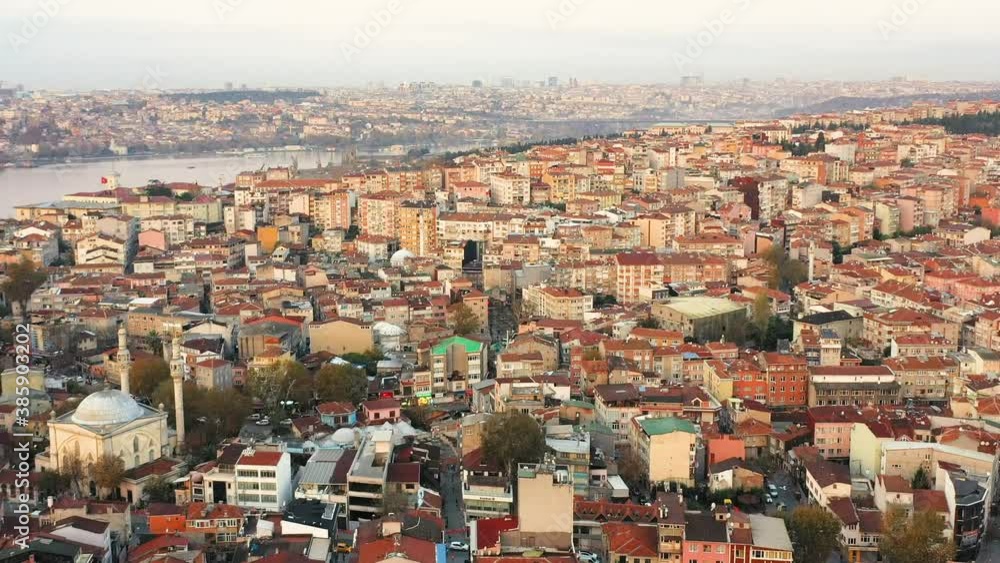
[260,470,276,479]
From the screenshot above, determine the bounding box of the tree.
[382,488,412,515]
[481,412,545,479]
[92,454,125,498]
[341,348,385,377]
[814,131,826,152]
[315,364,369,405]
[911,466,931,490]
[247,360,308,416]
[143,475,176,503]
[617,448,646,489]
[403,405,431,430]
[144,331,164,357]
[880,505,954,563]
[2,257,47,320]
[787,505,842,563]
[452,303,481,336]
[636,316,660,329]
[154,380,252,449]
[751,293,771,337]
[763,245,808,291]
[131,357,170,399]
[38,470,71,499]
[61,453,85,496]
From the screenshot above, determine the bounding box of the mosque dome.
[71,389,146,426]
[373,321,406,337]
[331,427,357,445]
[389,249,417,267]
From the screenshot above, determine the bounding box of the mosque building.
[35,326,186,502]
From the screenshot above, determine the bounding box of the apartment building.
[627,415,699,487]
[490,172,530,206]
[197,444,293,513]
[521,285,594,321]
[398,200,439,256]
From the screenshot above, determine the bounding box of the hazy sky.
[2,0,998,90]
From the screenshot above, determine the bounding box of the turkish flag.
[100,176,108,184]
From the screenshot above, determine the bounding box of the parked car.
[335,542,352,553]
[448,542,469,551]
[764,494,773,503]
[255,418,270,426]
[767,484,778,496]
[249,413,261,421]
[578,551,600,563]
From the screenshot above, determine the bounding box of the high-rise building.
[398,200,438,256]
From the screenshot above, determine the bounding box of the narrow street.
[440,437,470,563]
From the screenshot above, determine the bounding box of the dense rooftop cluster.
[3,95,1000,562]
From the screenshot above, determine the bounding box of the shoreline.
[0,141,489,171]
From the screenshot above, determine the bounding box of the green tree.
[38,470,71,499]
[340,348,385,377]
[2,257,47,320]
[452,303,481,336]
[636,316,660,329]
[787,505,842,563]
[911,466,931,490]
[144,331,164,357]
[879,505,954,563]
[316,364,369,405]
[153,381,252,446]
[814,131,826,152]
[131,357,170,399]
[481,412,545,479]
[92,454,126,498]
[403,405,431,430]
[143,475,176,503]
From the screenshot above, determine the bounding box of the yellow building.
[516,462,574,550]
[627,415,699,486]
[398,201,438,257]
[310,318,375,356]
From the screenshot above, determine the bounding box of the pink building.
[683,511,731,563]
[451,181,491,201]
[362,398,402,423]
[808,406,870,460]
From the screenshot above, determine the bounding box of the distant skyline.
[3,0,999,90]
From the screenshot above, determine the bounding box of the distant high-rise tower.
[224,81,234,90]
[471,79,484,88]
[118,325,131,396]
[170,334,186,449]
[547,76,559,88]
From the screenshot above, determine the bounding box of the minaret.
[170,334,186,450]
[118,325,131,396]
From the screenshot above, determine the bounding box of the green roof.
[561,399,595,410]
[638,416,697,436]
[432,335,484,355]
